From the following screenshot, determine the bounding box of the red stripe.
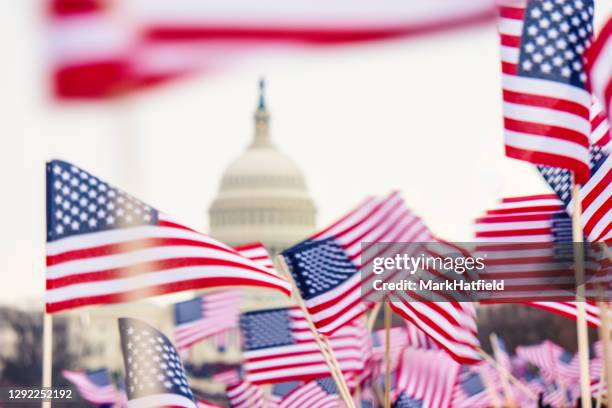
[46,276,289,313]
[49,0,104,15]
[505,117,589,146]
[475,227,551,237]
[505,146,590,184]
[503,90,590,118]
[502,194,558,203]
[498,6,525,20]
[582,165,611,211]
[142,10,495,44]
[46,236,236,266]
[502,61,518,75]
[475,212,553,223]
[52,62,129,99]
[500,34,520,47]
[46,257,280,289]
[486,206,561,215]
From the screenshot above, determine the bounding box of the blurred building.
[209,79,316,254]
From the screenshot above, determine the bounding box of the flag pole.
[276,256,356,408]
[42,312,53,408]
[367,303,382,332]
[598,301,612,405]
[571,180,592,408]
[384,302,391,408]
[489,333,516,407]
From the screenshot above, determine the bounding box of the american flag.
[475,194,604,321]
[234,243,275,272]
[173,290,242,350]
[387,239,482,365]
[239,307,364,384]
[45,160,290,313]
[498,0,595,183]
[62,369,119,405]
[118,318,196,408]
[451,368,493,408]
[282,191,431,336]
[197,400,225,408]
[47,0,495,99]
[516,340,565,384]
[392,348,461,408]
[226,379,265,408]
[279,378,339,408]
[587,16,612,124]
[212,369,241,386]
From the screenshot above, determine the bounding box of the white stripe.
[503,101,591,134]
[498,17,523,37]
[500,45,519,64]
[46,265,288,303]
[504,129,590,161]
[49,15,131,64]
[502,74,592,106]
[128,393,197,408]
[475,219,550,232]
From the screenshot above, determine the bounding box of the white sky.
[1,0,610,306]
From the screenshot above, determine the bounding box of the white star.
[533,53,544,63]
[544,45,555,56]
[63,215,71,225]
[541,63,552,73]
[564,50,575,60]
[536,35,547,46]
[62,201,71,210]
[581,11,590,21]
[527,25,538,36]
[79,213,88,221]
[525,42,536,53]
[61,172,70,181]
[571,16,580,26]
[578,28,587,38]
[547,28,559,39]
[70,177,78,187]
[575,0,584,9]
[70,221,80,231]
[542,1,553,11]
[53,165,62,175]
[88,218,98,227]
[556,38,568,49]
[576,44,584,54]
[88,189,97,198]
[539,18,550,29]
[579,73,587,83]
[79,184,88,193]
[561,66,571,77]
[70,191,79,201]
[551,11,563,22]
[88,203,97,212]
[563,4,574,15]
[55,225,64,234]
[560,22,570,32]
[79,197,88,206]
[106,215,115,225]
[107,202,115,211]
[530,7,542,18]
[572,60,582,70]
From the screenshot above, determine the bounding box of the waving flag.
[279,378,339,408]
[239,307,364,384]
[392,348,460,408]
[452,368,493,408]
[62,369,119,405]
[516,340,564,384]
[173,290,242,350]
[197,400,225,408]
[45,160,289,313]
[48,0,496,99]
[587,17,612,123]
[282,191,431,336]
[497,0,595,183]
[118,318,197,408]
[227,380,265,408]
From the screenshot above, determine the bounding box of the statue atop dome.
[208,80,316,255]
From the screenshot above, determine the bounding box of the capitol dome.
[209,80,316,255]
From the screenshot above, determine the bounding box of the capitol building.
[69,80,317,386]
[209,80,316,254]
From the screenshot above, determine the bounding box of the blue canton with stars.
[518,0,594,88]
[315,377,338,396]
[282,237,358,301]
[46,160,158,242]
[240,308,294,351]
[174,298,204,325]
[118,318,195,403]
[538,145,608,205]
[393,394,423,408]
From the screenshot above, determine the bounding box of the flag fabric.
[282,191,431,336]
[492,336,513,371]
[587,16,612,124]
[45,160,290,313]
[62,369,119,405]
[516,340,565,384]
[497,0,595,183]
[212,369,241,386]
[386,239,482,365]
[226,380,265,408]
[118,318,197,408]
[279,378,340,408]
[239,307,365,384]
[235,243,275,271]
[173,290,242,350]
[47,0,495,100]
[197,400,225,408]
[392,348,461,408]
[475,194,603,323]
[451,368,492,408]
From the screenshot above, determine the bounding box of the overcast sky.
[1,0,610,306]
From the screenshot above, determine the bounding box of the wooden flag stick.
[42,313,53,408]
[368,303,383,332]
[477,348,537,400]
[384,302,392,408]
[489,333,516,408]
[276,256,356,408]
[479,365,502,408]
[571,181,592,408]
[599,301,612,405]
